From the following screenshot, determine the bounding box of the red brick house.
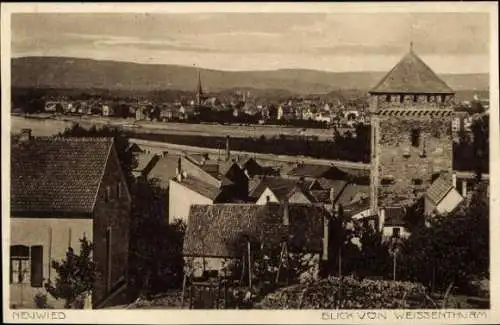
[10,131,131,308]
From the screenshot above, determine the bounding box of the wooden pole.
[393,252,397,281]
[247,241,252,288]
[275,242,286,284]
[181,272,188,308]
[189,285,193,309]
[240,253,246,284]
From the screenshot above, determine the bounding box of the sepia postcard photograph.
[1,2,499,324]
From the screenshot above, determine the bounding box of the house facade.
[183,203,328,279]
[10,133,131,309]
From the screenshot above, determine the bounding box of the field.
[11,114,339,140]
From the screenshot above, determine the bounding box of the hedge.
[256,276,437,309]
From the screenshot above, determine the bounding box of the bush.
[34,292,53,309]
[256,276,437,309]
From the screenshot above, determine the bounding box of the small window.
[431,173,440,182]
[413,95,418,103]
[105,186,111,203]
[400,95,404,103]
[117,182,122,198]
[411,128,421,147]
[412,178,423,186]
[385,95,391,102]
[392,227,401,238]
[381,177,395,186]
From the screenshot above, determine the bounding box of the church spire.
[195,65,203,105]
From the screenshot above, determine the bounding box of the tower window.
[412,178,423,186]
[410,128,421,147]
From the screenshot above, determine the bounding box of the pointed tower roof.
[196,69,203,96]
[370,48,454,94]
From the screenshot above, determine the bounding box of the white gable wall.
[169,180,214,223]
[256,188,279,205]
[436,188,464,215]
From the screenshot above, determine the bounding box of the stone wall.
[375,115,453,207]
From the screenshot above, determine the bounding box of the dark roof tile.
[370,50,454,94]
[11,137,113,214]
[425,173,453,204]
[183,204,328,258]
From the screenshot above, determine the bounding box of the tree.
[354,223,392,279]
[45,237,96,308]
[128,178,185,298]
[471,115,489,177]
[398,183,489,293]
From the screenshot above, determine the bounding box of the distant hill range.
[12,56,489,96]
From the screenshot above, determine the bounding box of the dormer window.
[411,128,421,147]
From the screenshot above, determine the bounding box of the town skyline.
[12,12,490,74]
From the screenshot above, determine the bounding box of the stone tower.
[369,46,455,214]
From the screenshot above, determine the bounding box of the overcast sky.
[11,12,490,74]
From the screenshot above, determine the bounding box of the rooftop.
[249,177,314,202]
[11,136,114,214]
[171,176,221,201]
[425,173,454,205]
[183,203,328,258]
[370,49,454,94]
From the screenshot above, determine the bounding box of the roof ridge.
[35,136,114,142]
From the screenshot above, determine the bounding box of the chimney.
[378,208,386,232]
[462,180,468,198]
[452,172,457,188]
[283,200,289,226]
[225,136,231,161]
[20,128,32,142]
[176,157,182,182]
[322,213,329,261]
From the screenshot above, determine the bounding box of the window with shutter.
[10,245,30,284]
[30,245,43,287]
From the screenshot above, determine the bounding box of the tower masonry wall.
[375,114,453,207]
